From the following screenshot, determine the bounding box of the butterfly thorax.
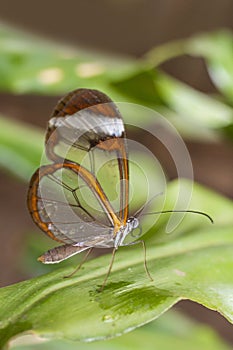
[114,217,139,248]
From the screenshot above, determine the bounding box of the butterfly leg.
[139,240,153,282]
[98,247,117,292]
[64,247,94,278]
[123,240,153,282]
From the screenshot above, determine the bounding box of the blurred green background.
[0,1,233,348]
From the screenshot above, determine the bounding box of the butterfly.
[27,88,154,289]
[27,88,213,290]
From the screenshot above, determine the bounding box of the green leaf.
[187,31,233,105]
[0,116,43,181]
[143,30,233,105]
[141,31,233,138]
[10,311,231,350]
[0,180,233,347]
[153,72,233,136]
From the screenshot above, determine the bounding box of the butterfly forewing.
[45,89,129,222]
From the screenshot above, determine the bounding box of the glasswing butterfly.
[27,88,213,290]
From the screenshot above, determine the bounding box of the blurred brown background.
[0,0,233,344]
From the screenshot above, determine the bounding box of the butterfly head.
[126,217,139,230]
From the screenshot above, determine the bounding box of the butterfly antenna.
[134,192,164,218]
[141,209,214,224]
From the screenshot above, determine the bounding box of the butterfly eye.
[127,217,139,229]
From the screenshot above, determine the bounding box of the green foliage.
[0,180,233,347]
[0,25,232,140]
[0,24,133,97]
[0,23,233,348]
[187,30,233,104]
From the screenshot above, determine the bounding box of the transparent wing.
[27,162,118,247]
